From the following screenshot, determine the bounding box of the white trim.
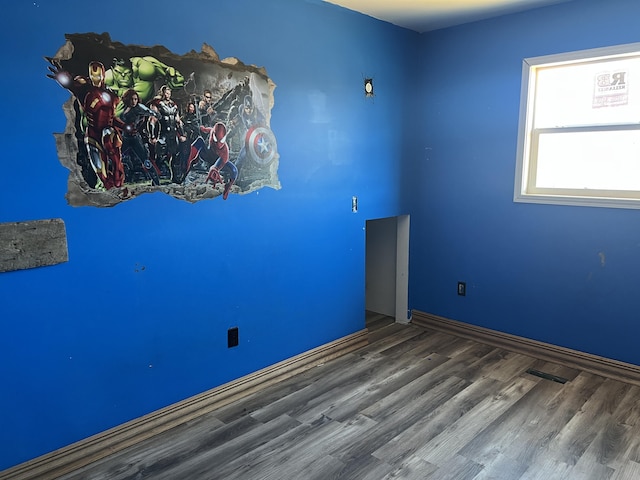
[514,42,640,209]
[395,215,411,324]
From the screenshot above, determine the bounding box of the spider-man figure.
[186,122,237,200]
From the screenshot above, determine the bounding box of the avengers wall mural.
[46,33,280,206]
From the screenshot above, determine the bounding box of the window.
[514,43,640,209]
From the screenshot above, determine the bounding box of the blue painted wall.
[407,0,640,367]
[0,0,417,470]
[5,0,640,471]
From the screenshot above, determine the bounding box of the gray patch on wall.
[0,219,68,272]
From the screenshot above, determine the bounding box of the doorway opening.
[365,215,410,324]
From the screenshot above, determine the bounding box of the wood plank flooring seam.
[34,315,640,480]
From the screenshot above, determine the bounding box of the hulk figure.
[105,56,185,111]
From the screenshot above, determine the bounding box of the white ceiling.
[323,0,573,33]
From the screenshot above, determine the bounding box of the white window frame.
[514,42,640,209]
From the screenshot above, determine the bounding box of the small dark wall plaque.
[0,219,68,273]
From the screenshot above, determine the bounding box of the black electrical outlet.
[228,327,239,348]
[457,282,466,296]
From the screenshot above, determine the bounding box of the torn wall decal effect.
[47,33,280,207]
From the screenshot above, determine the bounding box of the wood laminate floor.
[60,313,640,479]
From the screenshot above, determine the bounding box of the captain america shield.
[245,126,277,166]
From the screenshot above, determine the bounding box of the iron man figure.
[48,59,126,190]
